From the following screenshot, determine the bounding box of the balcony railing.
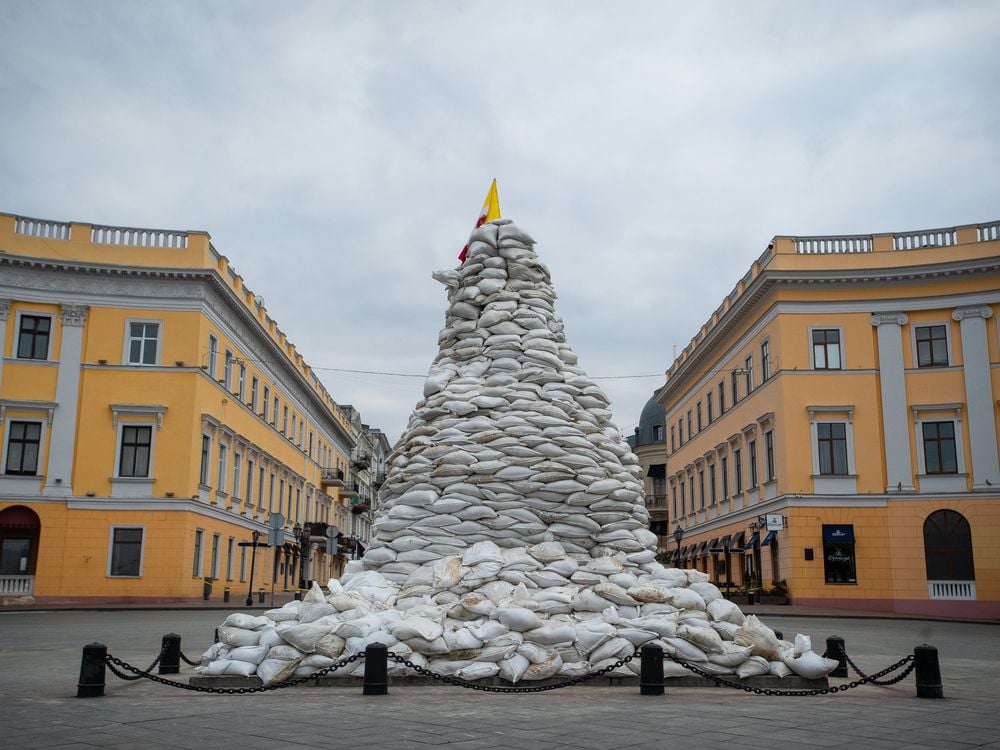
[91,224,188,248]
[894,229,956,250]
[0,575,34,596]
[320,468,346,489]
[372,470,387,488]
[15,216,70,240]
[795,235,872,254]
[927,581,976,600]
[351,451,371,469]
[350,496,371,514]
[645,493,668,508]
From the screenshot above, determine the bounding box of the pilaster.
[43,304,89,496]
[952,305,999,489]
[871,313,915,492]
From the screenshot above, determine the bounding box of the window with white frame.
[268,471,276,513]
[720,455,729,499]
[207,334,219,378]
[108,526,144,577]
[217,442,229,492]
[117,425,153,478]
[915,324,949,368]
[199,434,212,486]
[811,328,842,370]
[817,423,849,475]
[193,529,204,577]
[921,421,958,474]
[761,339,772,380]
[240,545,247,582]
[744,355,754,393]
[731,371,740,404]
[246,458,255,506]
[273,396,279,426]
[251,376,259,410]
[5,420,42,475]
[283,406,289,435]
[718,381,725,413]
[226,537,234,580]
[16,313,53,360]
[748,439,758,486]
[765,430,775,482]
[124,321,160,365]
[237,362,246,400]
[232,451,242,499]
[223,350,234,390]
[291,414,297,442]
[263,385,270,421]
[210,534,220,579]
[707,392,714,423]
[733,448,743,494]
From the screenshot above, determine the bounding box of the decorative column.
[871,313,915,492]
[44,304,89,496]
[952,305,1000,490]
[0,300,10,389]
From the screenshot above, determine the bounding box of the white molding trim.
[0,399,57,422]
[110,404,167,430]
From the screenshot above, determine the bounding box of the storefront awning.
[706,538,721,553]
[761,530,778,546]
[823,525,854,543]
[745,531,760,548]
[695,541,708,557]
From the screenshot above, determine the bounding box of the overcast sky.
[2,1,998,443]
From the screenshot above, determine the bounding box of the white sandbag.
[662,637,709,662]
[217,625,261,648]
[526,542,566,563]
[362,547,397,565]
[223,613,270,630]
[734,615,783,660]
[523,651,562,681]
[516,642,551,664]
[783,650,838,679]
[469,620,509,642]
[455,662,500,680]
[279,622,335,653]
[257,657,301,685]
[315,633,347,659]
[497,653,531,683]
[299,602,339,624]
[649,567,688,587]
[495,607,542,632]
[227,645,269,665]
[589,637,634,663]
[689,582,723,604]
[427,659,474,676]
[713,621,739,641]
[300,654,335,670]
[677,623,725,654]
[460,593,497,616]
[708,642,753,667]
[387,617,444,641]
[684,569,710,584]
[735,656,771,678]
[665,588,707,611]
[706,598,746,625]
[524,624,576,645]
[793,633,812,657]
[443,628,483,652]
[431,557,470,588]
[200,642,230,664]
[572,589,615,612]
[615,628,658,647]
[769,660,793,678]
[197,658,257,677]
[627,585,670,603]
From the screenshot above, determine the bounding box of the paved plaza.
[0,609,998,749]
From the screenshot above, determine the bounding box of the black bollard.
[914,644,943,699]
[639,643,664,696]
[363,643,389,695]
[77,642,107,698]
[159,633,181,675]
[824,636,848,678]
[214,628,219,644]
[223,587,230,603]
[258,589,265,604]
[294,591,302,601]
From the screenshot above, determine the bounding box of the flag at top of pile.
[458,179,501,263]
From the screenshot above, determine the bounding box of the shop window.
[108,527,144,577]
[4,421,42,476]
[16,313,52,360]
[923,510,974,580]
[117,425,152,478]
[124,321,160,365]
[811,328,842,370]
[822,524,856,584]
[915,324,949,368]
[817,422,848,475]
[922,421,958,475]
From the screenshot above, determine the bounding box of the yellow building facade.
[656,220,1000,619]
[0,212,372,605]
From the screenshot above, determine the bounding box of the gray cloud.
[2,0,998,442]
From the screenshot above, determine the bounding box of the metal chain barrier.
[664,651,916,696]
[178,651,201,667]
[103,652,364,694]
[385,649,638,693]
[838,645,917,687]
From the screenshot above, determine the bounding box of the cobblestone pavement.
[1,610,998,749]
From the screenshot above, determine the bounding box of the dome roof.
[631,394,665,447]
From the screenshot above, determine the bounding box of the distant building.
[626,396,667,555]
[0,211,385,604]
[655,220,1000,618]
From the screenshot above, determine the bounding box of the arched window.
[923,510,975,581]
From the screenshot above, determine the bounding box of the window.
[207,334,219,378]
[817,423,848,475]
[686,411,692,439]
[707,392,714,423]
[263,385,270,420]
[761,340,771,380]
[279,478,286,516]
[298,422,304,447]
[232,452,242,499]
[823,524,857,584]
[223,350,234,390]
[812,329,841,370]
[923,510,974,580]
[283,406,289,435]
[922,422,958,475]
[670,426,676,452]
[125,321,159,365]
[251,376,259,410]
[765,430,775,482]
[915,325,949,368]
[744,355,754,393]
[246,458,255,505]
[720,456,729,499]
[210,534,220,579]
[291,414,297,443]
[679,479,686,516]
[268,472,276,513]
[199,434,211,486]
[678,418,683,445]
[217,443,229,492]
[308,431,314,457]
[652,424,663,442]
[671,485,678,519]
[696,402,702,432]
[237,363,246,401]
[193,529,204,577]
[731,371,739,404]
[118,425,152,478]
[748,439,758,486]
[709,463,717,504]
[698,469,705,509]
[108,527,144,577]
[718,382,725,413]
[5,421,41,475]
[258,466,266,511]
[273,396,279,426]
[16,314,51,360]
[226,537,234,580]
[733,448,743,494]
[295,487,301,522]
[240,545,247,582]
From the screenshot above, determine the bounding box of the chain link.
[663,651,915,696]
[837,645,917,687]
[385,649,638,693]
[178,651,201,667]
[103,652,363,694]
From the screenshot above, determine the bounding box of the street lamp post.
[293,523,310,590]
[672,523,684,567]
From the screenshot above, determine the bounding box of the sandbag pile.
[200,218,837,685]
